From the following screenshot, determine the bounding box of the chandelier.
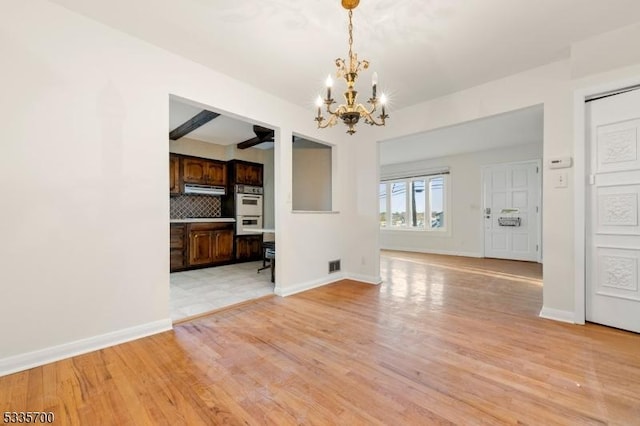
[315,0,388,135]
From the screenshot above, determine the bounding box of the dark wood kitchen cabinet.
[170,223,187,271]
[182,156,227,186]
[228,160,263,186]
[235,235,263,262]
[169,154,181,196]
[187,223,234,267]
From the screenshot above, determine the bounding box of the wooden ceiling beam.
[237,126,299,149]
[169,110,220,140]
[237,136,264,150]
[237,125,274,149]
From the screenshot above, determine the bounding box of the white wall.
[0,0,380,375]
[169,137,267,164]
[292,146,332,211]
[169,137,226,160]
[380,143,542,257]
[571,22,640,79]
[263,149,275,230]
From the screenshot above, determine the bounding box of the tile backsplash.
[170,195,222,218]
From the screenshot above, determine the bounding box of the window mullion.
[386,183,391,228]
[405,179,411,228]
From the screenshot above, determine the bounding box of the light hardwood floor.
[1,251,639,425]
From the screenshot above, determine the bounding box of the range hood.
[183,183,226,196]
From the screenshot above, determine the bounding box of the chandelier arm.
[355,102,377,116]
[325,102,342,116]
[316,113,338,129]
[359,107,388,127]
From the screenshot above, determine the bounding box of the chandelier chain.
[348,9,354,69]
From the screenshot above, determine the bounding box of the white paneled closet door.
[586,87,640,333]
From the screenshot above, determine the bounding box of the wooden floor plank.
[1,251,640,424]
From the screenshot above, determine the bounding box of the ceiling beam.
[169,110,220,140]
[237,125,274,149]
[236,126,300,149]
[237,136,264,150]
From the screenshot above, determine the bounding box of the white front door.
[483,161,540,261]
[586,88,640,333]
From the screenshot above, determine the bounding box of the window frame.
[379,173,449,233]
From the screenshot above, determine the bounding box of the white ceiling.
[50,0,640,110]
[379,104,543,165]
[55,0,637,160]
[169,98,261,146]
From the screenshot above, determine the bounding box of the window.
[379,174,448,231]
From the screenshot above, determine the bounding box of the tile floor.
[170,261,274,322]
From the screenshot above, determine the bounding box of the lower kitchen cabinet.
[235,235,263,262]
[170,224,187,271]
[187,223,234,267]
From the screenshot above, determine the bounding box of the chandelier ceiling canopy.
[314,0,389,135]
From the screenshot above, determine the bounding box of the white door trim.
[480,159,542,262]
[573,76,640,325]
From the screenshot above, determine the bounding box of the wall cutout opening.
[292,137,333,212]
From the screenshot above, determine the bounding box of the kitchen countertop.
[170,218,236,223]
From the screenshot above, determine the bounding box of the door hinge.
[536,166,539,173]
[536,206,539,213]
[588,175,596,185]
[536,244,539,252]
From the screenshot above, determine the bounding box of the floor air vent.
[329,260,341,273]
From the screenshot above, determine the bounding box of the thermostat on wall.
[548,157,572,169]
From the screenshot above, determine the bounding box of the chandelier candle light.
[315,0,389,135]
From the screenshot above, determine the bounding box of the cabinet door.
[170,249,186,270]
[247,164,263,186]
[235,235,263,261]
[169,155,181,195]
[235,237,250,261]
[233,163,247,185]
[182,158,208,184]
[170,224,186,271]
[170,224,186,249]
[234,162,263,186]
[206,162,226,186]
[213,230,234,261]
[188,230,214,265]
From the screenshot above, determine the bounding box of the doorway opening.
[168,95,277,323]
[378,104,544,307]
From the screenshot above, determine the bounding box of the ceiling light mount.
[315,0,388,135]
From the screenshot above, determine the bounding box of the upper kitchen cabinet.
[169,154,181,196]
[229,160,263,186]
[182,156,227,186]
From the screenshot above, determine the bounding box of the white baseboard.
[274,273,382,297]
[0,318,172,377]
[274,273,347,297]
[539,307,575,324]
[346,273,382,285]
[380,246,482,258]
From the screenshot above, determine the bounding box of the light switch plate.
[554,171,568,188]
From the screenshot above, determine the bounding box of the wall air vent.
[328,260,341,273]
